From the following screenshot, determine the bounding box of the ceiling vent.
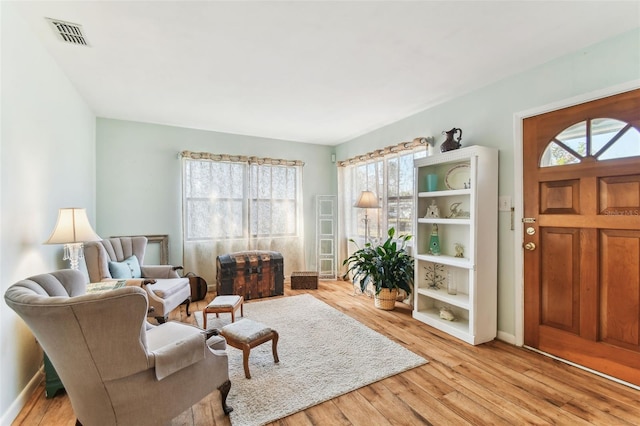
[46,18,89,46]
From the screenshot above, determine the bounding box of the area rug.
[194,294,427,426]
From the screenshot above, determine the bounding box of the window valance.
[179,150,304,166]
[337,136,434,167]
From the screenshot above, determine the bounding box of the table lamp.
[354,190,380,244]
[45,208,102,270]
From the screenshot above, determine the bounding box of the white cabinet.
[413,145,498,345]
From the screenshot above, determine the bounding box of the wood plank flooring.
[12,280,640,425]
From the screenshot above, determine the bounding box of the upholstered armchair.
[84,236,191,323]
[4,270,232,425]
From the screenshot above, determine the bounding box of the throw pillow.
[108,255,142,279]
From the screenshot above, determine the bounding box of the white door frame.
[512,80,640,346]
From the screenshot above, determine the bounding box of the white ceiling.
[12,1,640,145]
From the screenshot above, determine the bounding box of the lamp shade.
[354,191,380,209]
[45,208,101,244]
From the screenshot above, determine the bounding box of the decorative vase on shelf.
[440,128,462,152]
[429,224,441,255]
[447,270,457,295]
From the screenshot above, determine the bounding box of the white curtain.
[181,152,305,286]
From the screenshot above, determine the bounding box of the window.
[387,152,421,234]
[184,158,301,240]
[341,149,426,242]
[249,163,299,237]
[184,160,245,240]
[181,152,305,282]
[540,118,640,167]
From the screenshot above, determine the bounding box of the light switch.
[498,196,512,212]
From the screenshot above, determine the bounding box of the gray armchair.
[84,236,191,323]
[4,269,232,425]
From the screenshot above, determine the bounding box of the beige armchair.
[84,236,191,323]
[4,269,232,425]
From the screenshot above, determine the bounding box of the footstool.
[203,295,244,329]
[220,319,279,379]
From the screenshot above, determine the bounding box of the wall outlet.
[498,196,512,212]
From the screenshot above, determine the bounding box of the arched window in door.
[540,118,640,167]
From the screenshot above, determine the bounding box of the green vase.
[429,224,441,255]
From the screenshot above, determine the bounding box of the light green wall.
[95,119,336,270]
[336,27,640,338]
[0,3,96,423]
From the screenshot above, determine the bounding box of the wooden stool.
[220,319,279,379]
[203,295,244,329]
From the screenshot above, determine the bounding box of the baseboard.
[496,330,516,345]
[0,367,44,426]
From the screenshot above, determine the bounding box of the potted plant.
[343,227,414,310]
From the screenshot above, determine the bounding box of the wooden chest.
[291,271,318,289]
[216,251,284,300]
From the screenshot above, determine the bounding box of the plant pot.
[374,288,398,310]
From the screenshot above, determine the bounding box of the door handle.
[524,242,536,251]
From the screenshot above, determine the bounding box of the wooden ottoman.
[220,319,279,379]
[291,271,318,289]
[203,295,244,329]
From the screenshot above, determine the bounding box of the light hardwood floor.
[13,280,640,425]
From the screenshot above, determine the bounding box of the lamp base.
[363,215,370,244]
[63,242,84,270]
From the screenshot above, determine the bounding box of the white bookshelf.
[413,145,498,345]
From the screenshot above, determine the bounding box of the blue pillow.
[108,255,142,279]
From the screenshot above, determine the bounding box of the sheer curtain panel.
[181,151,305,286]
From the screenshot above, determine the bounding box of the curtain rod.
[337,136,434,167]
[179,150,304,166]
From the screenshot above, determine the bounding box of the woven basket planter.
[374,288,398,310]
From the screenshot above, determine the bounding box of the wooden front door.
[523,89,640,386]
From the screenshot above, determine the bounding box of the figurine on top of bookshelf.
[440,128,462,152]
[447,202,470,218]
[454,243,464,258]
[424,263,445,290]
[425,199,440,218]
[429,224,441,255]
